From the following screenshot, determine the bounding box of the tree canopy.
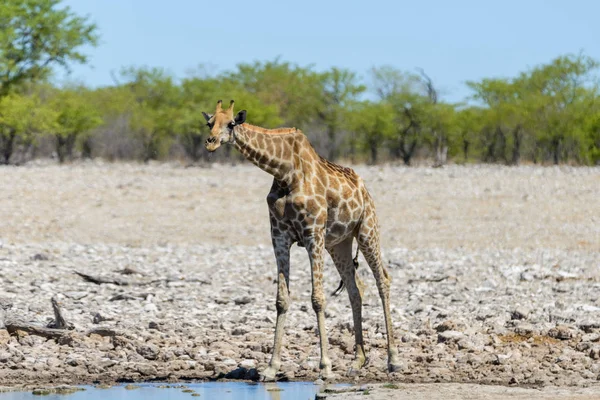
[1,1,599,166]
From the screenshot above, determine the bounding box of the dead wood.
[48,296,73,329]
[5,318,70,339]
[74,271,128,286]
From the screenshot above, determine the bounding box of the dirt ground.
[0,160,599,399]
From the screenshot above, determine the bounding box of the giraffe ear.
[234,110,247,125]
[202,112,212,122]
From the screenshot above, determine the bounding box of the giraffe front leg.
[261,236,292,382]
[306,231,333,380]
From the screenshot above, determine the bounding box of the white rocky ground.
[0,161,599,397]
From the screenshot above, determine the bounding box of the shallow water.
[0,382,336,400]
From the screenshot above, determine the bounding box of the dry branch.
[48,296,72,329]
[74,271,128,286]
[5,318,69,339]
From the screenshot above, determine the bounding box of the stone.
[137,344,160,360]
[143,303,158,312]
[510,308,529,320]
[239,359,256,369]
[137,363,157,376]
[233,296,253,305]
[438,331,465,343]
[435,320,457,332]
[0,352,10,363]
[548,325,573,340]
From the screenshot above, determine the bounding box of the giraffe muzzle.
[205,136,220,152]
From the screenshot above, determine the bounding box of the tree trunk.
[433,133,448,167]
[1,130,16,164]
[463,139,470,161]
[182,132,204,162]
[81,137,93,159]
[191,134,203,162]
[56,133,77,163]
[511,125,522,165]
[327,125,337,161]
[56,136,66,163]
[497,127,507,163]
[434,145,448,167]
[552,137,561,165]
[369,140,378,165]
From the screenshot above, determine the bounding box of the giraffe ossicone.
[203,100,401,380]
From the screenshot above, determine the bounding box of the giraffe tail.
[331,245,360,297]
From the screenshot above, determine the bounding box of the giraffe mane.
[242,123,302,136]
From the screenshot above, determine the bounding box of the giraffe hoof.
[388,362,403,373]
[318,367,334,381]
[260,367,277,382]
[347,357,367,377]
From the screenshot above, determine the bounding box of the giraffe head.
[203,100,247,152]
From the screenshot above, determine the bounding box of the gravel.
[0,160,599,392]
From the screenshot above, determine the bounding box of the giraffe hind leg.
[327,238,367,375]
[331,243,360,297]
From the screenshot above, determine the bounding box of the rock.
[401,332,419,343]
[64,291,88,300]
[137,344,160,360]
[510,308,529,320]
[0,352,10,363]
[234,296,253,305]
[92,313,112,324]
[239,359,256,369]
[222,358,237,367]
[143,303,158,312]
[435,320,457,332]
[438,331,465,343]
[548,325,573,340]
[46,358,62,368]
[0,298,13,310]
[66,357,81,367]
[578,321,600,333]
[514,324,537,336]
[32,253,49,261]
[224,367,247,379]
[232,327,249,336]
[0,330,8,345]
[137,363,157,376]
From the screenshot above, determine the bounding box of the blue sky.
[58,0,599,102]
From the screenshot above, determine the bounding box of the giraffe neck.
[232,124,297,183]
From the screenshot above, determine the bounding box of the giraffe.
[203,100,401,380]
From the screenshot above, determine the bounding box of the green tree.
[316,68,366,160]
[347,101,394,164]
[50,86,102,163]
[120,67,181,162]
[0,91,55,163]
[371,67,443,165]
[466,78,526,164]
[227,59,322,128]
[454,106,485,162]
[521,54,599,164]
[0,0,98,96]
[426,102,457,167]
